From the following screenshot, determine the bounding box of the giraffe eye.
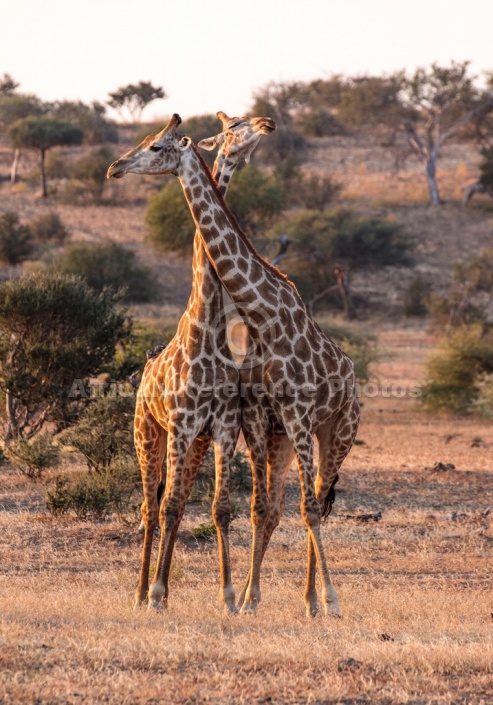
[150,145,162,152]
[228,121,241,129]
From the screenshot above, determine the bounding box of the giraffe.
[199,118,360,617]
[110,113,275,613]
[108,114,360,618]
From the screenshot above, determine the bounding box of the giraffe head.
[198,111,276,164]
[107,113,191,179]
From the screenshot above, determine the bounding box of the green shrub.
[46,456,140,520]
[0,272,128,439]
[269,209,413,306]
[453,248,493,293]
[330,217,413,267]
[189,449,252,506]
[59,393,135,473]
[421,324,493,414]
[191,522,217,540]
[146,165,286,254]
[227,165,286,238]
[296,109,346,137]
[296,173,342,211]
[0,211,33,264]
[53,241,157,302]
[428,290,486,331]
[29,211,70,245]
[146,180,195,256]
[472,373,493,418]
[72,146,116,202]
[8,434,59,479]
[403,275,430,316]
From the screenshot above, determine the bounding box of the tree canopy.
[107,81,166,122]
[8,116,83,197]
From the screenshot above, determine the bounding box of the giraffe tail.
[321,473,339,520]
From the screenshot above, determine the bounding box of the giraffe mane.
[190,143,300,295]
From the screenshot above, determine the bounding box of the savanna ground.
[1,135,493,703]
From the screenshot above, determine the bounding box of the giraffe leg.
[306,399,360,618]
[237,434,294,610]
[134,401,167,607]
[148,431,195,610]
[240,429,268,615]
[212,430,240,615]
[304,536,319,617]
[288,430,342,619]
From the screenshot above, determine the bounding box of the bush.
[46,456,140,520]
[421,324,493,414]
[428,290,485,330]
[296,174,342,210]
[330,217,413,267]
[50,100,118,145]
[146,180,195,256]
[190,449,252,506]
[107,318,177,383]
[269,209,413,306]
[0,272,129,439]
[403,275,430,316]
[8,434,59,479]
[227,165,286,238]
[59,393,135,473]
[296,109,346,137]
[146,165,286,254]
[29,211,70,245]
[453,249,493,293]
[191,522,217,540]
[72,146,116,202]
[0,211,34,264]
[53,241,157,302]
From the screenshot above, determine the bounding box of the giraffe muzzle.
[107,160,126,179]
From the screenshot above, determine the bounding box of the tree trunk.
[426,155,441,205]
[4,389,16,444]
[40,148,47,198]
[334,266,356,320]
[10,148,20,185]
[462,182,487,206]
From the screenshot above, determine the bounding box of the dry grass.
[1,326,492,704]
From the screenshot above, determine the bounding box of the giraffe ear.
[197,134,222,152]
[178,136,192,151]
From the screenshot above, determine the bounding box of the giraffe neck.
[177,146,308,343]
[175,154,237,343]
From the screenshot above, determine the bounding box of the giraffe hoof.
[147,598,166,612]
[324,603,342,618]
[305,604,320,618]
[240,601,258,616]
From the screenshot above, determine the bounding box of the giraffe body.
[108,114,359,617]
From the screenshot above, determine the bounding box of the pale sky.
[1,0,492,121]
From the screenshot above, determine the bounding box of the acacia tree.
[107,81,166,122]
[401,61,489,205]
[0,76,45,184]
[8,116,83,197]
[0,73,19,95]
